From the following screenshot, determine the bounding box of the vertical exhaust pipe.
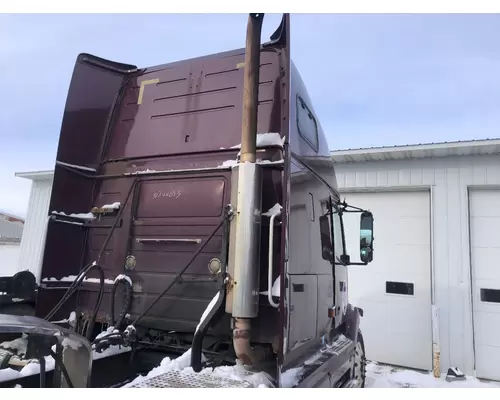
[240,13,264,164]
[230,13,265,366]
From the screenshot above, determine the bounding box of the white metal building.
[333,138,500,381]
[0,212,24,277]
[14,170,53,282]
[13,138,500,380]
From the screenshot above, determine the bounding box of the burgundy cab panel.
[37,46,287,338]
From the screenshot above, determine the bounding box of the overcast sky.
[1,13,500,217]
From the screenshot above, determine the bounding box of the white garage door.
[469,189,500,381]
[342,190,432,371]
[0,244,21,276]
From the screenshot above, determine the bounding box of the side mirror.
[319,215,334,263]
[360,211,374,264]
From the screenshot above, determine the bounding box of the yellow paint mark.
[236,62,245,69]
[137,78,160,105]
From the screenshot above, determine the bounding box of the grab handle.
[267,212,281,308]
[135,238,201,244]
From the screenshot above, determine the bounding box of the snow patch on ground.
[0,329,131,383]
[366,362,500,388]
[280,366,304,388]
[0,354,58,381]
[124,349,272,388]
[195,362,273,388]
[124,293,274,388]
[0,335,28,356]
[0,368,22,382]
[124,349,196,387]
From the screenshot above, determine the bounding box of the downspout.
[231,13,265,366]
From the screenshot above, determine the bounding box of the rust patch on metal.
[233,328,251,340]
[90,206,118,215]
[237,353,253,365]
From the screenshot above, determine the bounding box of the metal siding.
[0,244,21,276]
[17,179,53,280]
[0,216,23,241]
[335,154,500,377]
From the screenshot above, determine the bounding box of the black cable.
[92,332,124,344]
[45,262,104,322]
[45,179,138,329]
[131,218,225,327]
[85,264,104,340]
[110,278,133,330]
[39,357,46,388]
[45,262,99,320]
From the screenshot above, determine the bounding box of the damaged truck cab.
[0,14,374,388]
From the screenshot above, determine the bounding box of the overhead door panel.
[469,189,500,381]
[343,190,433,371]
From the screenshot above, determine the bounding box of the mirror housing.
[360,211,374,264]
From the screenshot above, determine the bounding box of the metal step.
[126,370,253,388]
[342,379,361,388]
[324,335,352,355]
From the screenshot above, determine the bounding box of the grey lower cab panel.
[282,334,355,388]
[288,275,318,350]
[126,370,253,388]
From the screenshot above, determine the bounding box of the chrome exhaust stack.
[226,13,264,366]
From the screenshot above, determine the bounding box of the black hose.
[45,179,138,334]
[39,357,46,388]
[92,332,124,344]
[131,218,225,327]
[44,262,104,322]
[85,264,105,341]
[45,262,98,320]
[191,205,231,372]
[110,278,132,330]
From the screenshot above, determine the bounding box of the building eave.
[15,170,54,181]
[331,138,500,164]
